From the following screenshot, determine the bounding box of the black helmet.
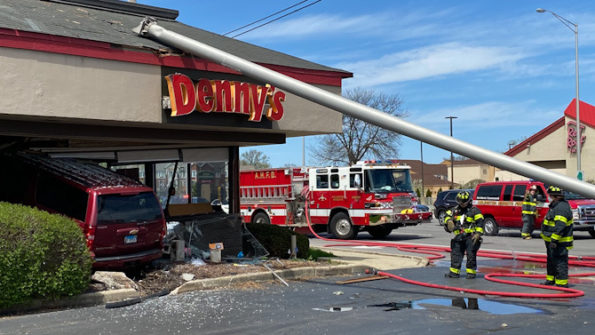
[456,191,471,206]
[548,185,563,197]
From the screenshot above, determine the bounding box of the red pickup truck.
[472,181,595,237]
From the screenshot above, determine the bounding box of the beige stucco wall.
[0,47,343,136]
[0,47,163,123]
[494,116,594,182]
[275,84,343,136]
[448,163,494,186]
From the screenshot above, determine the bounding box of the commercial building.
[0,0,352,213]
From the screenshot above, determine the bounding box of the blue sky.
[140,0,595,166]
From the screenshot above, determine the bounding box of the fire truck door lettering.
[332,196,344,201]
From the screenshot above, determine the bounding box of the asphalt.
[0,247,428,316]
[4,246,594,317]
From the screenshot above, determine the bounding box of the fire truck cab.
[240,160,431,240]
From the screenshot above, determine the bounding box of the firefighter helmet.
[547,185,563,197]
[456,191,471,206]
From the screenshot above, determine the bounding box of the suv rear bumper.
[93,248,162,269]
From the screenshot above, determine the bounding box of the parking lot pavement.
[2,265,594,335]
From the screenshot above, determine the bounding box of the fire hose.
[305,207,595,299]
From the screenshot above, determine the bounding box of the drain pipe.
[134,18,595,197]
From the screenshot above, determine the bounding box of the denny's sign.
[165,74,285,122]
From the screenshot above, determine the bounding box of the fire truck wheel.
[330,212,357,240]
[252,212,271,225]
[367,226,392,239]
[483,217,499,236]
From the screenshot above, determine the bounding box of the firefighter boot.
[444,271,459,278]
[466,273,476,279]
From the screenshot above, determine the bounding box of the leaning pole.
[134,18,595,198]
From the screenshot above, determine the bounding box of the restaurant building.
[0,0,352,213]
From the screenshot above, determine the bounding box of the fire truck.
[240,160,432,239]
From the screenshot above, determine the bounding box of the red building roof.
[505,99,594,157]
[564,99,595,128]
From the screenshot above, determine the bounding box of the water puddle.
[369,298,545,314]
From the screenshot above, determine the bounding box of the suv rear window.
[97,192,162,223]
[476,185,502,200]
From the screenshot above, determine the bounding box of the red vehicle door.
[509,183,527,228]
[498,183,516,225]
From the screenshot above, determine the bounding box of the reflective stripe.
[474,213,484,220]
[554,215,568,223]
[466,268,476,274]
[522,210,536,215]
[551,233,561,241]
[450,267,460,274]
[546,275,554,281]
[540,233,551,241]
[559,236,573,243]
[475,227,484,233]
[463,228,474,233]
[523,201,536,206]
[543,219,555,227]
[555,279,568,285]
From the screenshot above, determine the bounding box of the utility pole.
[445,116,457,189]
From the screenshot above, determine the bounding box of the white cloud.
[413,101,560,130]
[338,43,526,87]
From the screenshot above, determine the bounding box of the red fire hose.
[305,210,595,299]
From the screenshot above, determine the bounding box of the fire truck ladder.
[134,18,595,198]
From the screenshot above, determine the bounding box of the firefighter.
[443,190,485,279]
[521,185,538,240]
[541,186,573,288]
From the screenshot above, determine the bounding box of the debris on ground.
[132,259,326,297]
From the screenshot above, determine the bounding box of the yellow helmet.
[547,185,563,197]
[456,191,471,206]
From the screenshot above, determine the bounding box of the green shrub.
[0,202,92,309]
[307,248,335,261]
[246,222,309,259]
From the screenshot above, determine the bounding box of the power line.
[227,0,322,39]
[223,0,310,36]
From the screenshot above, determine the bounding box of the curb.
[1,264,367,315]
[1,289,139,316]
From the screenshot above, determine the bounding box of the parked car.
[473,180,595,237]
[433,189,474,225]
[0,151,167,269]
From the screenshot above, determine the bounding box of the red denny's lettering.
[165,73,285,122]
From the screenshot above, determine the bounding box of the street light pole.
[420,141,424,202]
[537,8,581,179]
[445,116,457,189]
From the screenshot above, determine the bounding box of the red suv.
[473,181,595,237]
[0,152,167,269]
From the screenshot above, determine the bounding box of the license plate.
[124,235,137,244]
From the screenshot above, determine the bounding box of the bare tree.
[240,149,271,169]
[311,88,405,165]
